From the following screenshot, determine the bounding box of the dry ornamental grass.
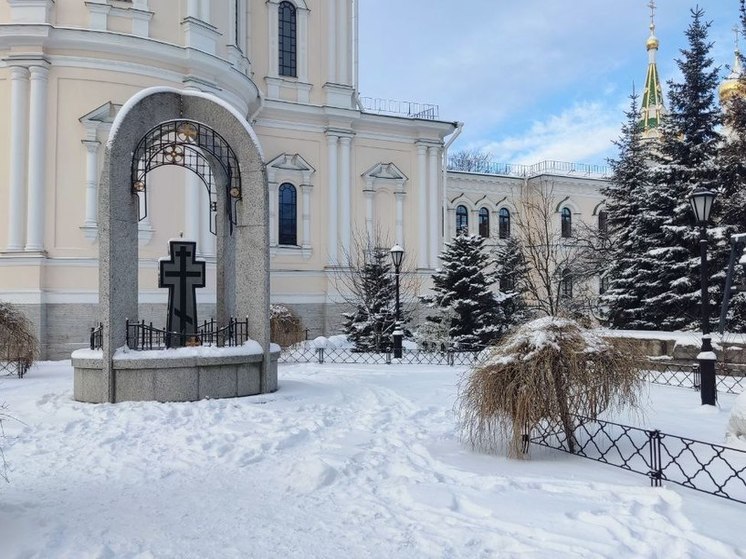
[458,317,644,457]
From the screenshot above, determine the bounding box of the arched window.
[560,269,573,298]
[456,205,468,234]
[278,1,297,77]
[561,207,572,238]
[478,207,490,238]
[498,208,511,239]
[598,210,608,235]
[278,183,297,245]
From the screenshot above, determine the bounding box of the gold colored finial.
[646,0,659,51]
[720,25,745,104]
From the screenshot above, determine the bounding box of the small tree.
[510,179,595,318]
[458,317,644,457]
[448,149,495,173]
[423,233,504,350]
[270,305,305,348]
[341,245,398,351]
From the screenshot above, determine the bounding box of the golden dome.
[720,77,746,103]
[646,34,659,51]
[720,52,745,104]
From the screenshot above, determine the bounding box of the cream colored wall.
[149,0,184,46]
[250,0,270,93]
[53,0,88,28]
[0,3,9,22]
[50,70,183,258]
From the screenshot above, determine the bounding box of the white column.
[363,186,374,244]
[395,191,405,247]
[301,184,312,250]
[326,134,339,265]
[267,2,279,76]
[427,146,440,267]
[6,66,29,252]
[297,7,309,83]
[199,0,210,22]
[25,65,49,252]
[337,0,349,85]
[446,207,456,243]
[339,135,352,259]
[184,172,201,242]
[82,140,100,228]
[187,0,199,18]
[416,143,428,268]
[269,181,279,246]
[327,0,337,83]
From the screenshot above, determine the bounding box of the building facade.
[0,0,608,358]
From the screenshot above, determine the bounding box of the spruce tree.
[641,7,722,330]
[716,0,746,331]
[342,246,398,351]
[494,236,530,328]
[423,234,504,350]
[600,93,655,328]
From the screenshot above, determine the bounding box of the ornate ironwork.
[131,120,242,234]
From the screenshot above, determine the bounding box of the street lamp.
[689,188,718,406]
[390,244,404,358]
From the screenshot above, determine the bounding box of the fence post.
[693,364,701,391]
[647,429,663,487]
[125,318,130,348]
[317,347,325,364]
[386,351,392,365]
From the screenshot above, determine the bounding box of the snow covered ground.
[1,361,744,558]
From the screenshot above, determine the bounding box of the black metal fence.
[87,319,253,351]
[530,415,746,504]
[0,360,28,378]
[278,345,490,366]
[125,318,251,350]
[645,361,745,395]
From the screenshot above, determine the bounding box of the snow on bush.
[458,317,645,457]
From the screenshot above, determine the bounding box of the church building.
[0,1,635,358]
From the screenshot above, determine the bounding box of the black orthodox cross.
[159,240,205,347]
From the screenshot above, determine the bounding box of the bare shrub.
[0,302,37,377]
[458,317,644,457]
[270,305,305,348]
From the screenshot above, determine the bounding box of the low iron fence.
[89,319,252,350]
[126,318,251,350]
[645,361,745,395]
[530,415,746,505]
[0,360,29,378]
[278,345,490,366]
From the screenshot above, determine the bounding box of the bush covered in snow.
[458,317,644,457]
[0,301,37,377]
[270,305,305,348]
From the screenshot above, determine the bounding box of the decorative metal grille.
[530,414,746,505]
[131,120,242,234]
[125,317,251,350]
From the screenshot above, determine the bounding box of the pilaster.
[25,64,49,253]
[6,66,30,252]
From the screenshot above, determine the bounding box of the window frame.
[278,182,298,246]
[561,207,572,238]
[456,205,469,235]
[478,207,490,238]
[278,1,297,78]
[498,207,511,239]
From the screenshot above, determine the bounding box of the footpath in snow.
[0,361,744,558]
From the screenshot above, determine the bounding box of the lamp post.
[689,188,717,406]
[390,244,404,358]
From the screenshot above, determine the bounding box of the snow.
[696,351,718,360]
[1,361,744,558]
[727,391,746,450]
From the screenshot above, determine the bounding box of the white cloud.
[478,101,624,165]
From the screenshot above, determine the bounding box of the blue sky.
[358,1,742,167]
